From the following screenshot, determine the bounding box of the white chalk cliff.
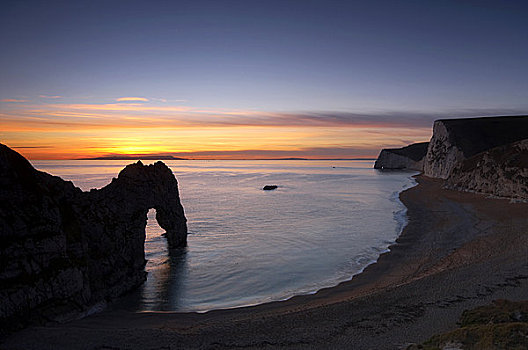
[375,115,528,200]
[446,139,528,200]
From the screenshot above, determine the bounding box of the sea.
[31,160,417,313]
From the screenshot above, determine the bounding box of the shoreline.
[4,175,528,349]
[106,170,418,315]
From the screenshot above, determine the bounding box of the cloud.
[39,95,62,99]
[1,99,27,103]
[116,97,149,102]
[2,101,526,132]
[3,101,525,159]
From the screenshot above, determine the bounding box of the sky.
[1,0,527,159]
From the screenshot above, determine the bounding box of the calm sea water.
[31,160,416,312]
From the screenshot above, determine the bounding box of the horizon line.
[30,157,378,161]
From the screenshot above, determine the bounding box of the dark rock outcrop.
[423,116,528,179]
[263,185,278,190]
[0,144,187,333]
[374,142,429,170]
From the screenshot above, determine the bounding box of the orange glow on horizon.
[1,101,432,159]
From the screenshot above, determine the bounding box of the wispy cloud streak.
[116,97,149,102]
[1,99,27,103]
[2,102,526,130]
[39,95,62,99]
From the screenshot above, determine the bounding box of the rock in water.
[0,143,187,333]
[263,185,278,190]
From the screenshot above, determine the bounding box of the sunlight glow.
[0,101,432,159]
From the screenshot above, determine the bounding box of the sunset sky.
[1,0,527,159]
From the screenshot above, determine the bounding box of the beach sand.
[3,176,528,349]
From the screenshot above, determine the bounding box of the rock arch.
[92,160,188,249]
[0,144,187,332]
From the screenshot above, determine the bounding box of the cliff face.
[374,142,429,170]
[423,116,528,179]
[0,144,187,332]
[445,139,528,200]
[422,120,465,179]
[375,115,528,200]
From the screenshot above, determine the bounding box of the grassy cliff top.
[438,115,528,158]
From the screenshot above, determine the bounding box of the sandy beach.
[3,175,528,350]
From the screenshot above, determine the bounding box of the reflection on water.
[140,209,188,311]
[31,160,416,312]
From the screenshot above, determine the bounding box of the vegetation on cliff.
[409,299,528,350]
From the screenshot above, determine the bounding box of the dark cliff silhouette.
[374,142,429,170]
[0,144,187,333]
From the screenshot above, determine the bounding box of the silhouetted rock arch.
[0,144,187,333]
[93,160,188,249]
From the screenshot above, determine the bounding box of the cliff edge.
[0,144,187,333]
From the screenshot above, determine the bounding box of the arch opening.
[140,208,186,310]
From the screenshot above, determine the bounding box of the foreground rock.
[374,142,429,170]
[0,144,187,334]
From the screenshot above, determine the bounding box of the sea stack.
[0,144,187,332]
